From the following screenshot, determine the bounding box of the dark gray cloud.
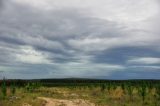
[105,69,160,80]
[92,47,160,64]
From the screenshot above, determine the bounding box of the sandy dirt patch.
[38,97,95,106]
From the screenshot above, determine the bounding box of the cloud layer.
[0,0,160,79]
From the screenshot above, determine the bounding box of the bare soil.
[38,97,95,106]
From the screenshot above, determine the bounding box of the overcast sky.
[0,0,160,79]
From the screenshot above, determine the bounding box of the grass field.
[0,79,160,106]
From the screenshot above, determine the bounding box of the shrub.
[121,83,125,94]
[1,79,7,99]
[156,84,160,100]
[138,84,147,103]
[101,84,106,92]
[10,83,16,95]
[126,83,134,101]
[107,83,111,93]
[25,82,42,92]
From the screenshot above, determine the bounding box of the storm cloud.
[0,0,160,79]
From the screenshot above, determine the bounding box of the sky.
[0,0,160,79]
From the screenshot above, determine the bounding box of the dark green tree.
[107,83,111,94]
[126,83,134,101]
[1,79,7,99]
[11,82,16,95]
[121,83,125,94]
[101,84,106,92]
[156,84,160,100]
[138,84,147,103]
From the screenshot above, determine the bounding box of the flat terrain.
[0,86,159,106]
[0,80,160,106]
[38,97,95,106]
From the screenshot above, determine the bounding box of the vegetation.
[10,82,16,96]
[1,79,7,99]
[0,79,159,106]
[138,83,147,103]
